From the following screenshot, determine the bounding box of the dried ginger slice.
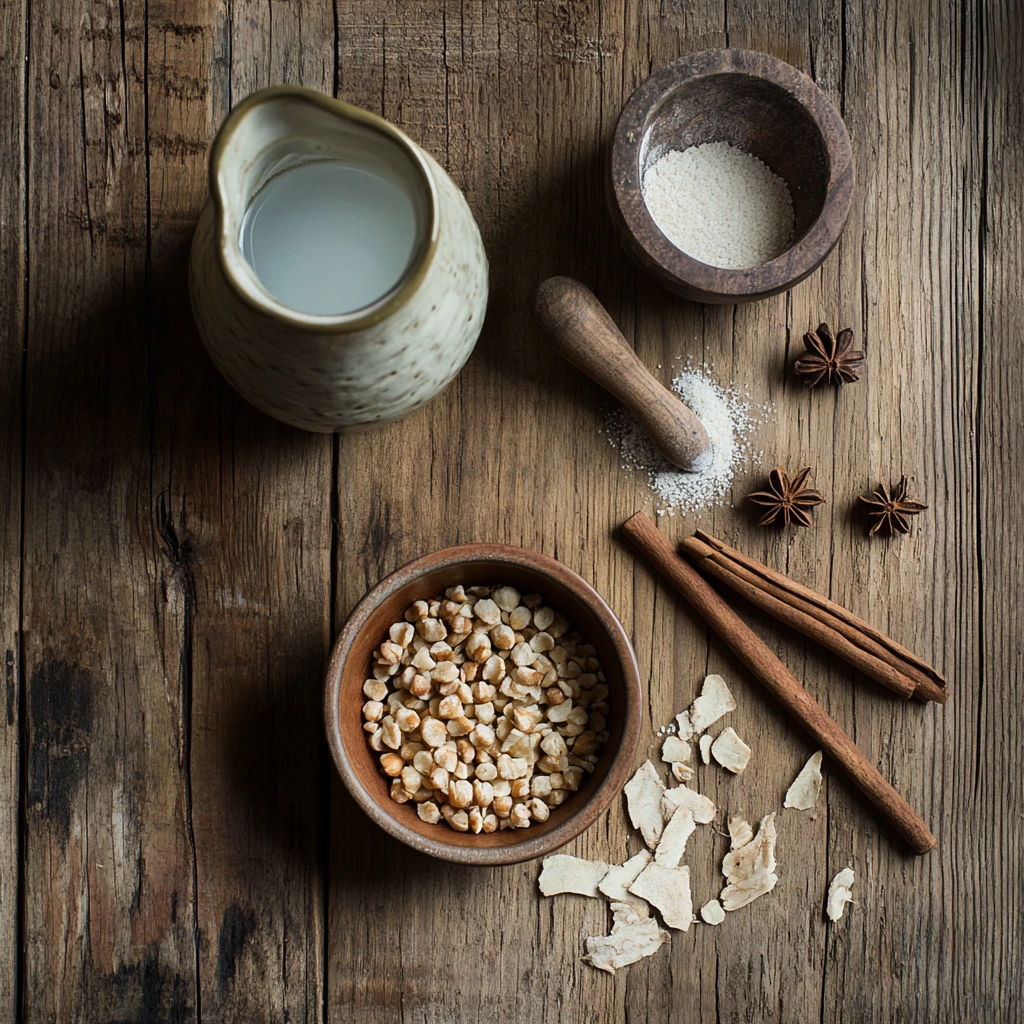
[674,710,694,743]
[711,727,751,773]
[784,751,823,811]
[689,673,736,733]
[700,899,726,925]
[629,863,693,931]
[598,850,652,903]
[720,812,778,911]
[654,808,695,868]
[661,784,715,825]
[826,867,855,922]
[699,734,713,764]
[538,854,611,897]
[661,735,691,764]
[582,901,670,974]
[625,760,666,848]
[728,815,753,850]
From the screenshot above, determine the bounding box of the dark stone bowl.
[607,48,854,305]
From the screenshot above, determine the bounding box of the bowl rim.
[608,47,855,302]
[323,543,643,865]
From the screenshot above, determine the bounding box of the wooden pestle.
[622,511,937,855]
[531,277,712,472]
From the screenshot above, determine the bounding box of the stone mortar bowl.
[324,544,643,865]
[607,48,854,304]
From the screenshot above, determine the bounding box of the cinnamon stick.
[681,536,918,700]
[690,530,948,704]
[622,511,937,855]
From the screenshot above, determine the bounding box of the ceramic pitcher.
[189,86,488,432]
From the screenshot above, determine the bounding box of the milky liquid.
[240,159,418,316]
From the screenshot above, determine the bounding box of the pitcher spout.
[208,85,439,329]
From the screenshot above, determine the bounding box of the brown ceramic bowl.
[324,544,642,865]
[607,48,854,304]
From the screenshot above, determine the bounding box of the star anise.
[748,466,826,527]
[858,476,928,536]
[793,323,865,387]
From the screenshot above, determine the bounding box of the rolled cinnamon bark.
[680,535,918,700]
[691,530,948,703]
[622,511,936,855]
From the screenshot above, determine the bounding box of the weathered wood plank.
[329,3,492,1019]
[617,6,841,1022]
[146,0,335,1020]
[814,2,977,1019]
[967,0,1024,1017]
[328,3,629,1021]
[20,0,198,1019]
[0,0,25,1019]
[326,2,721,1021]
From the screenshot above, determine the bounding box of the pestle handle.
[531,277,711,473]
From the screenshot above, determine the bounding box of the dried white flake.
[720,812,778,911]
[655,808,696,868]
[784,751,823,811]
[711,727,751,774]
[699,733,713,764]
[689,673,736,733]
[538,854,611,898]
[629,863,694,931]
[674,710,694,742]
[661,735,691,764]
[700,899,726,925]
[661,784,716,825]
[625,760,666,849]
[583,901,670,974]
[826,867,855,922]
[671,761,694,783]
[728,816,753,850]
[598,850,652,904]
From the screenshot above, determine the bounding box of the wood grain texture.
[20,0,198,1019]
[972,0,1023,1016]
[0,0,25,1019]
[147,1,334,1021]
[0,0,1020,1020]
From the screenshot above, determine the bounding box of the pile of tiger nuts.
[362,584,610,833]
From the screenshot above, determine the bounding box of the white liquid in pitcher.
[240,160,418,316]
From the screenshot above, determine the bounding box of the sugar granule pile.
[642,142,794,269]
[603,367,767,518]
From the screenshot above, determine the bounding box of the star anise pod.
[748,466,826,527]
[858,476,928,536]
[793,323,865,387]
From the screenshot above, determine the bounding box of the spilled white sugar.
[642,142,794,269]
[604,367,769,518]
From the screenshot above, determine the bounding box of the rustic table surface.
[1,0,1020,1021]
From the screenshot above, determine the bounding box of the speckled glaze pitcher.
[189,86,488,432]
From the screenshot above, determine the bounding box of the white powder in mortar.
[604,366,769,517]
[642,142,794,269]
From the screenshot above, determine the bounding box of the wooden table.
[1,1,1020,1020]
